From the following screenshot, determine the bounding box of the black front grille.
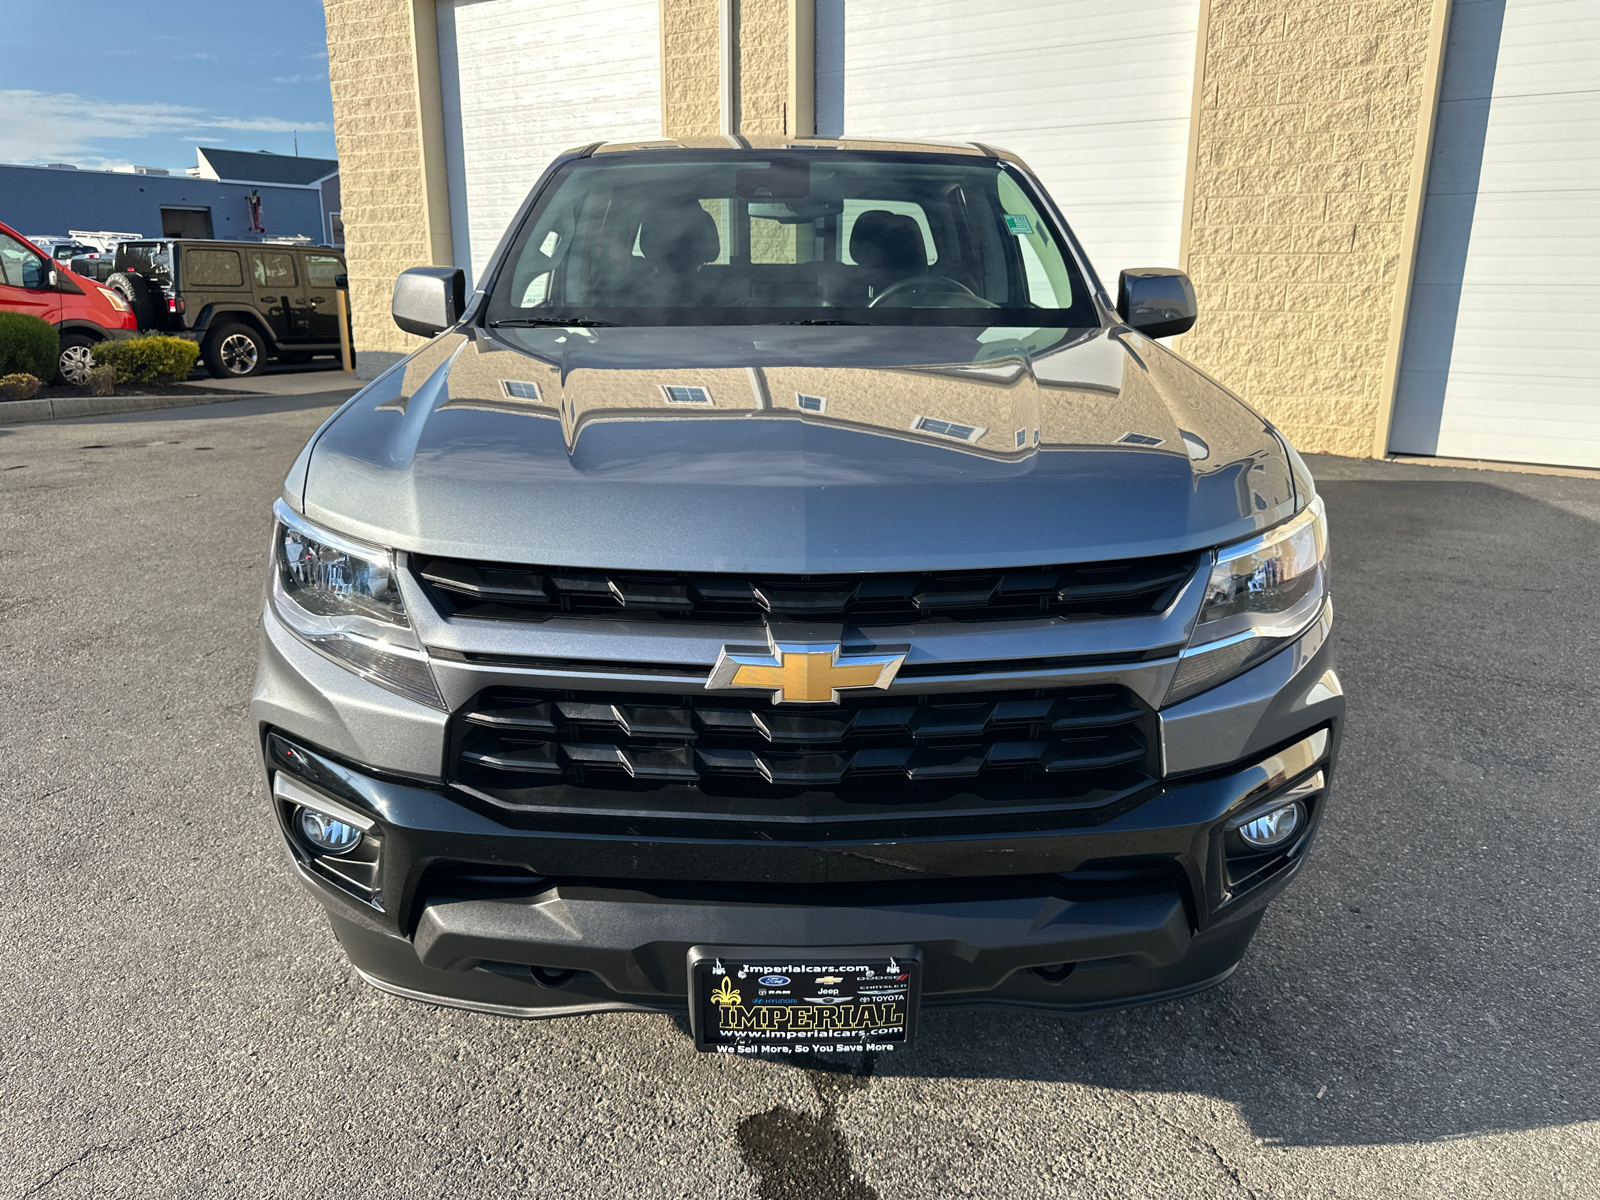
[413,552,1200,626]
[448,684,1159,821]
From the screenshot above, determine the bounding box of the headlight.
[97,285,131,313]
[1166,496,1329,704]
[268,499,444,709]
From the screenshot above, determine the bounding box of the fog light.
[1238,801,1302,850]
[297,807,363,855]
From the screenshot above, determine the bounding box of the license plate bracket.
[687,944,921,1055]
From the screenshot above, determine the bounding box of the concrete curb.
[0,389,270,426]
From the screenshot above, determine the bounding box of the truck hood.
[297,324,1297,573]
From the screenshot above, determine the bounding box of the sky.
[0,0,337,172]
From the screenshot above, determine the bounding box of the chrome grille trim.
[425,648,1181,710]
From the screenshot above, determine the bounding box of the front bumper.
[252,604,1343,1021]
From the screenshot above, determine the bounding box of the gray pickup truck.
[253,137,1341,1056]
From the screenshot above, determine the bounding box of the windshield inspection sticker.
[1003,213,1035,236]
[691,954,921,1054]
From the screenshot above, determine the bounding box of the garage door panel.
[823,0,1201,276]
[1403,283,1600,366]
[1413,309,1600,376]
[439,0,660,287]
[1391,0,1600,468]
[1488,9,1600,95]
[836,56,1193,130]
[1422,99,1493,193]
[1471,97,1600,185]
[1394,375,1600,463]
[838,0,1197,49]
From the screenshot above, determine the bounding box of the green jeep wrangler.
[107,239,351,378]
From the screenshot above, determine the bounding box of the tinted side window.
[250,252,298,288]
[0,233,49,289]
[304,254,342,288]
[184,249,243,288]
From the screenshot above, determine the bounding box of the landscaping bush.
[92,335,201,384]
[0,373,44,401]
[0,312,59,379]
[87,363,117,396]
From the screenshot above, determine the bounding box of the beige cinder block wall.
[659,0,805,138]
[736,0,792,136]
[1176,0,1451,457]
[661,0,721,137]
[324,0,452,369]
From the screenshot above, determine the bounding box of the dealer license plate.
[688,946,921,1055]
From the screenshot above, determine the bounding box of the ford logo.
[759,975,790,986]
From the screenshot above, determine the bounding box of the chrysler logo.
[707,637,906,704]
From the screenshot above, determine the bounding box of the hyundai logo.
[759,975,790,986]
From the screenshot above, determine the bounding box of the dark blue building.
[0,147,340,246]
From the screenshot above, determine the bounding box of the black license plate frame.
[687,944,921,1056]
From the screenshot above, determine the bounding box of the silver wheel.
[59,342,96,385]
[219,332,259,375]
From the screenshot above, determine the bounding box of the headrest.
[849,211,927,274]
[639,202,721,271]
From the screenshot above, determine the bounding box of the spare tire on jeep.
[106,271,156,329]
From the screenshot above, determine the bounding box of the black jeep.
[107,239,351,378]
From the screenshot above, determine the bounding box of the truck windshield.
[485,151,1098,327]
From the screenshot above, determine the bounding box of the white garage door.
[437,0,661,288]
[1391,0,1600,469]
[814,0,1201,282]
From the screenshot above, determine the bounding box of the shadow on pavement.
[183,361,351,383]
[756,476,1600,1149]
[76,391,353,424]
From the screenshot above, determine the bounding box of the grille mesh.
[450,685,1158,818]
[413,553,1199,626]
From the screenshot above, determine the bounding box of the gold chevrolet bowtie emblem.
[707,638,907,704]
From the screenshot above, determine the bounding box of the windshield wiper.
[491,317,618,328]
[771,318,876,326]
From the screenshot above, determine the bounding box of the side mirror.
[392,266,465,337]
[1117,268,1197,339]
[334,273,349,289]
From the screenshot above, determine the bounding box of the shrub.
[92,335,201,385]
[0,373,43,401]
[87,363,117,396]
[0,312,59,378]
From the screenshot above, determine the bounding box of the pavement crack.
[1125,1096,1264,1200]
[21,1126,191,1197]
[735,1056,880,1200]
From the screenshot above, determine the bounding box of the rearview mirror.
[736,162,810,199]
[1116,268,1197,339]
[392,266,465,338]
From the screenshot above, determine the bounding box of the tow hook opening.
[529,965,579,988]
[1029,963,1078,983]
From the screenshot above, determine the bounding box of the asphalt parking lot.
[1,394,1597,1199]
